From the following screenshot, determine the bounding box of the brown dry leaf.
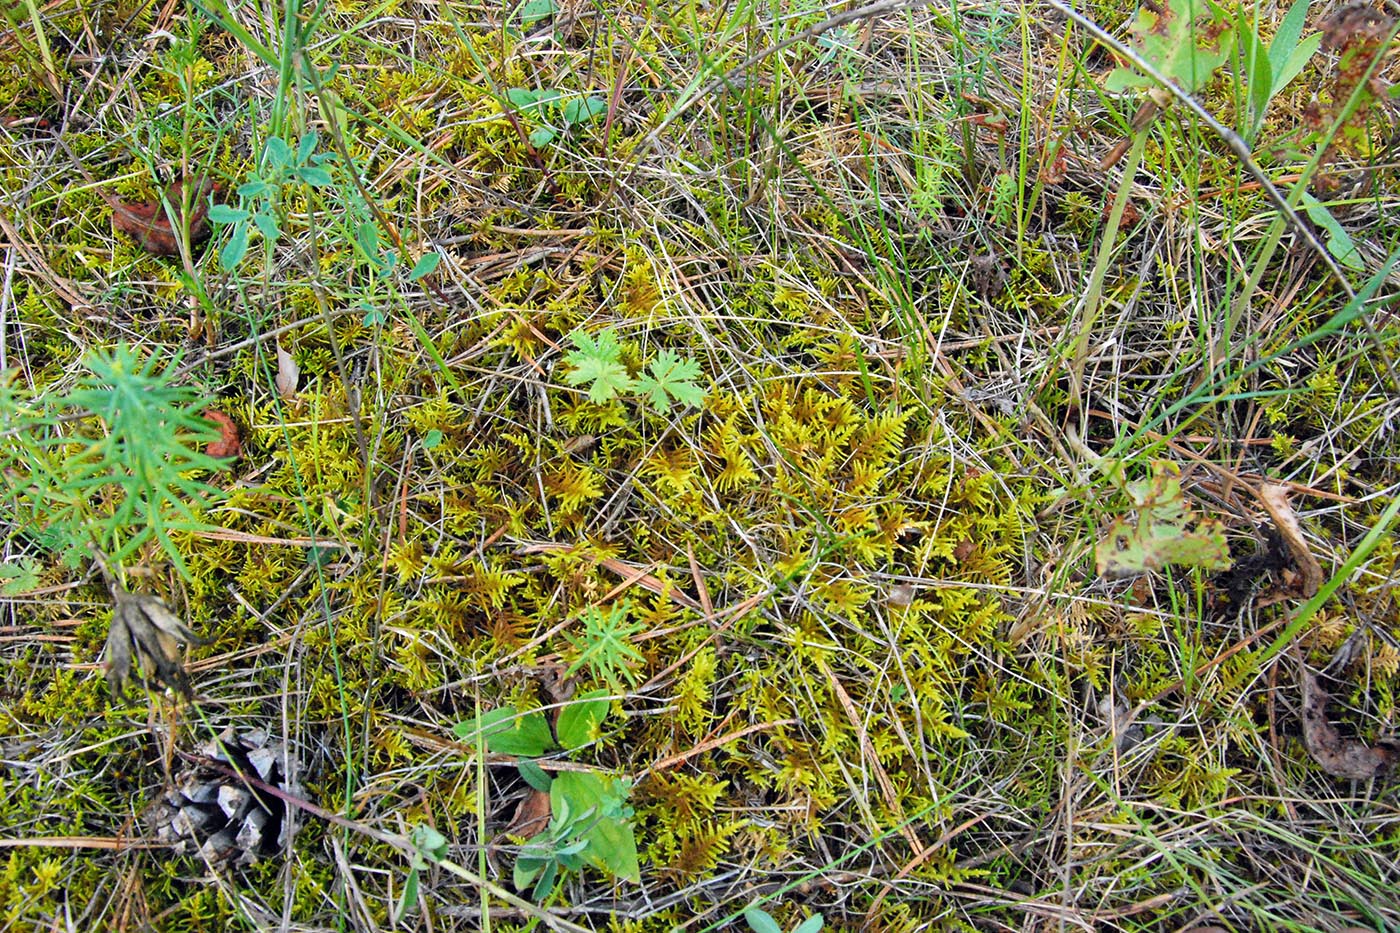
[1301,670,1398,780]
[104,589,208,698]
[502,788,552,840]
[1256,484,1324,598]
[204,409,241,460]
[111,176,215,256]
[274,344,299,399]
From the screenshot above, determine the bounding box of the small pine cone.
[149,728,298,868]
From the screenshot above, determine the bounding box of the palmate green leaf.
[563,328,635,403]
[42,345,228,578]
[635,349,705,412]
[1105,0,1235,95]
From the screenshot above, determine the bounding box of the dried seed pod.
[104,589,207,698]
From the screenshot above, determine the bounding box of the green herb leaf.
[206,204,247,224]
[634,349,705,412]
[743,908,784,933]
[296,129,319,165]
[263,135,291,171]
[550,770,639,882]
[453,707,556,756]
[555,689,610,750]
[518,758,554,792]
[563,328,635,403]
[409,252,441,281]
[220,220,249,270]
[1104,0,1235,95]
[515,0,556,26]
[562,96,607,126]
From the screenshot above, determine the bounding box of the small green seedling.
[744,906,825,933]
[505,87,607,148]
[453,690,638,898]
[563,327,706,413]
[395,824,449,921]
[207,130,335,270]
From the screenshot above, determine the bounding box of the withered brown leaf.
[204,408,242,460]
[1301,670,1398,781]
[1256,484,1324,598]
[502,788,552,840]
[105,588,208,698]
[110,176,215,257]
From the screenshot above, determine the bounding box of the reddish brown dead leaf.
[203,409,241,461]
[1301,671,1398,781]
[111,176,215,257]
[501,788,551,840]
[1257,484,1324,598]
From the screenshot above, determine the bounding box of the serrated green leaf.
[1096,461,1232,579]
[563,329,635,402]
[634,349,705,412]
[0,558,41,596]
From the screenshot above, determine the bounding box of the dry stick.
[1044,0,1398,392]
[175,751,595,933]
